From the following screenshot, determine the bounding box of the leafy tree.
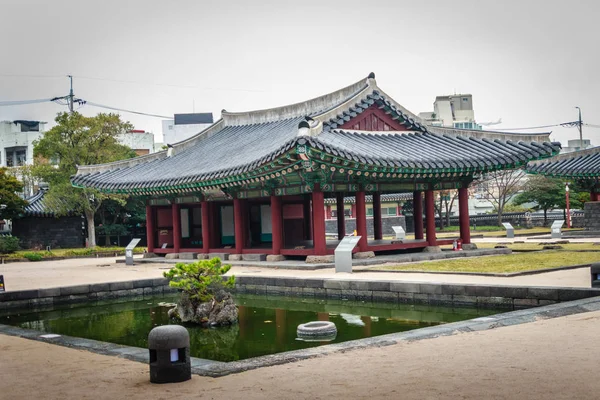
[164,258,235,303]
[34,112,136,247]
[513,175,566,224]
[0,167,28,220]
[475,169,525,226]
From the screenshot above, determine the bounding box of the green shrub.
[163,258,235,303]
[0,236,20,254]
[22,252,43,261]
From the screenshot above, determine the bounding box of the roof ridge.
[427,126,552,144]
[221,74,373,126]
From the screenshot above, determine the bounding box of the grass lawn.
[393,227,583,240]
[476,242,600,251]
[377,251,600,274]
[1,246,146,260]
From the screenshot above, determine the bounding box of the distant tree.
[0,168,28,220]
[34,112,136,247]
[435,190,457,229]
[512,175,566,224]
[476,169,525,226]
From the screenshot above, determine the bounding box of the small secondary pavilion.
[73,73,559,258]
[527,146,600,200]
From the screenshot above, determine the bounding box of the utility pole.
[575,106,583,149]
[68,75,74,113]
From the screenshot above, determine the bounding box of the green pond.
[0,294,496,362]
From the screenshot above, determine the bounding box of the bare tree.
[476,169,525,226]
[435,190,458,229]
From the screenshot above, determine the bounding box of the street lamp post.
[565,182,571,229]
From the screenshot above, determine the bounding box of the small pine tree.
[163,258,235,303]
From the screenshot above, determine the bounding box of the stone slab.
[165,253,179,259]
[178,252,198,260]
[242,254,267,262]
[209,253,230,261]
[306,255,335,263]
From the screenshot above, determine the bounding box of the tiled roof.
[21,190,77,217]
[72,74,560,194]
[309,130,559,170]
[22,190,55,217]
[526,146,600,178]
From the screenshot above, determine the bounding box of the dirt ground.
[1,310,599,400]
[0,256,592,291]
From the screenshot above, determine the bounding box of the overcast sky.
[1,0,598,146]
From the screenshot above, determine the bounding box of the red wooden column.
[355,191,368,252]
[201,201,211,254]
[312,186,327,255]
[458,186,471,244]
[336,192,346,240]
[424,190,437,246]
[351,204,357,219]
[591,190,599,202]
[413,191,424,240]
[270,195,283,255]
[145,205,155,253]
[373,192,383,240]
[325,205,332,220]
[233,198,244,254]
[172,202,181,253]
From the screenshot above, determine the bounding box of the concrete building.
[0,120,46,168]
[561,138,592,154]
[419,94,482,130]
[117,129,160,156]
[162,113,214,145]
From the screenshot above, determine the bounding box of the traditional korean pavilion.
[73,73,560,258]
[527,146,600,200]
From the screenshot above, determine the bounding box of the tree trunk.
[86,210,97,248]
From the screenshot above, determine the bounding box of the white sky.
[1,0,599,146]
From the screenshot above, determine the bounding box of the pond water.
[0,294,496,362]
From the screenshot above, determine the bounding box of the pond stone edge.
[1,296,600,377]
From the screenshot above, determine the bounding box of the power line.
[85,101,171,119]
[491,123,563,131]
[73,74,265,93]
[0,98,53,106]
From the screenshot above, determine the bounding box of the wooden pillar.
[351,203,357,219]
[413,191,424,240]
[355,191,368,252]
[336,192,346,240]
[424,190,437,246]
[591,190,599,202]
[201,201,211,253]
[172,202,181,252]
[458,186,471,244]
[373,192,383,240]
[312,187,327,255]
[271,195,283,255]
[233,198,244,254]
[145,205,155,252]
[325,205,332,220]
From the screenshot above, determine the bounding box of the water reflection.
[0,294,495,362]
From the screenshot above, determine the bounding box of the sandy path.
[0,256,593,291]
[1,310,599,399]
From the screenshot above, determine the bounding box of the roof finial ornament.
[298,120,311,136]
[368,72,375,79]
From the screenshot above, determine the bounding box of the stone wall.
[233,276,600,310]
[584,202,600,230]
[325,216,406,236]
[0,278,175,309]
[12,216,84,249]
